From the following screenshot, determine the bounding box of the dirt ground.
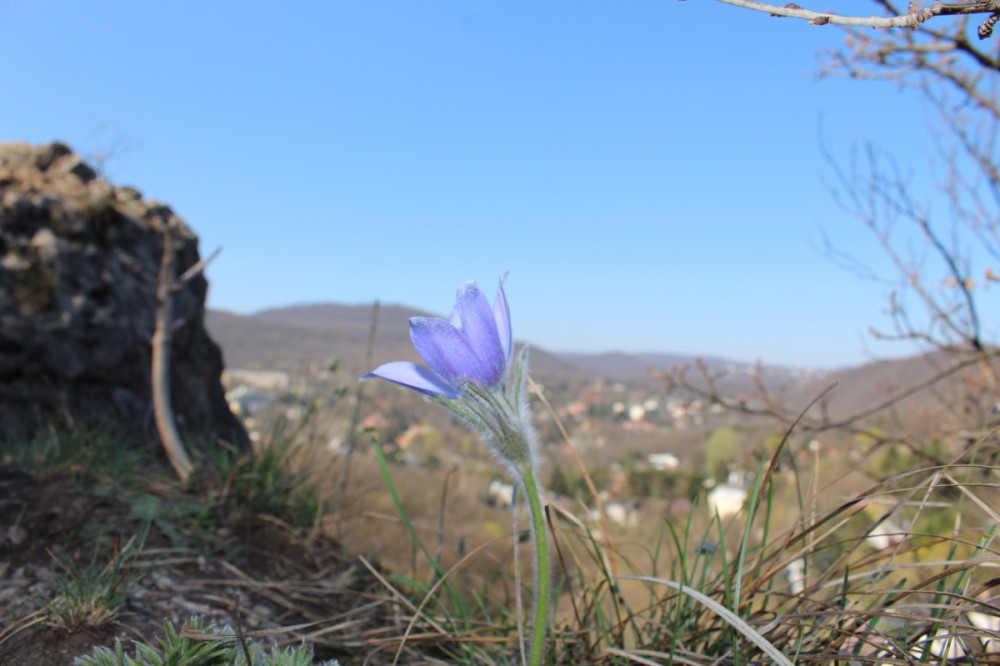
[0,464,395,666]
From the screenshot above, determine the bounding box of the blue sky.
[2,1,994,368]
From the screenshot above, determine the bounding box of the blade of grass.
[371,438,471,643]
[393,536,510,666]
[617,574,795,666]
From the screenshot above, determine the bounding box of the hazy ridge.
[205,302,962,417]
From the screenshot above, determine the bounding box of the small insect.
[979,11,999,40]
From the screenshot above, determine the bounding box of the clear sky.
[2,2,995,368]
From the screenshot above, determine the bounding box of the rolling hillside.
[204,303,969,411]
[205,304,590,384]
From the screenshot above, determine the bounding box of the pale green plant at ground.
[2,422,156,485]
[46,529,150,631]
[0,419,349,663]
[73,617,340,666]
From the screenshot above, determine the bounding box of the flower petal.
[361,361,458,398]
[410,316,501,388]
[454,281,506,384]
[493,272,512,361]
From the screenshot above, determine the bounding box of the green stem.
[519,465,550,666]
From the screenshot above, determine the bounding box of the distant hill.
[206,304,591,384]
[207,304,743,387]
[792,350,997,421]
[557,351,780,381]
[207,304,423,378]
[206,303,952,405]
[204,303,824,395]
[557,351,705,381]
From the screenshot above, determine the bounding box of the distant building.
[865,521,904,551]
[648,453,680,470]
[488,479,515,508]
[362,412,389,430]
[707,485,747,519]
[223,369,290,392]
[588,500,640,527]
[226,385,273,415]
[395,422,435,448]
[785,558,806,595]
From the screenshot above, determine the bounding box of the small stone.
[172,597,213,616]
[31,565,54,580]
[29,228,58,259]
[4,525,27,546]
[153,573,175,591]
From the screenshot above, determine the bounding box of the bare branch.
[820,135,986,353]
[175,245,222,287]
[152,224,194,481]
[651,348,998,438]
[713,0,999,28]
[698,0,1000,487]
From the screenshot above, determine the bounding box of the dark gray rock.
[0,141,249,458]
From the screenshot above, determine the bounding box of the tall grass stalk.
[372,438,477,662]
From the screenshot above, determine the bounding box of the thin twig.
[340,300,380,534]
[174,245,222,287]
[713,0,998,28]
[233,592,254,666]
[527,376,620,578]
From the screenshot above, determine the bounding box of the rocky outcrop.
[0,141,249,457]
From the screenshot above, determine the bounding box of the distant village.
[219,365,796,530]
[221,361,922,604]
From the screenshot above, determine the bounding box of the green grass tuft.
[72,616,341,665]
[46,528,150,631]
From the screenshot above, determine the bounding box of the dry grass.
[313,392,1000,664]
[5,397,1000,664]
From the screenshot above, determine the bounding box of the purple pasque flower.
[362,275,512,399]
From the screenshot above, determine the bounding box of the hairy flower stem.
[518,463,549,666]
